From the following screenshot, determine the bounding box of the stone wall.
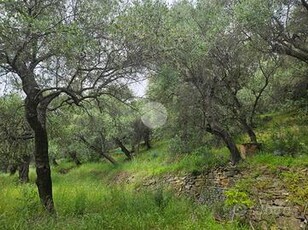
[140,166,308,230]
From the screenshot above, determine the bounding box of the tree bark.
[79,135,118,165]
[8,164,17,175]
[227,88,259,144]
[25,97,54,213]
[240,118,258,143]
[273,43,308,64]
[68,151,82,166]
[18,155,31,183]
[114,137,132,160]
[206,122,242,164]
[143,129,151,150]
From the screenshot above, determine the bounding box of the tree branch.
[301,0,308,11]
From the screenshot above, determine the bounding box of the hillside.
[1,111,307,230]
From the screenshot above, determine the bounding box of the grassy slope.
[0,110,307,229]
[0,143,243,230]
[0,165,245,230]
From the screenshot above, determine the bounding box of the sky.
[129,79,149,98]
[0,76,149,98]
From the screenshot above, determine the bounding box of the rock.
[143,179,156,186]
[262,205,285,216]
[225,169,237,177]
[273,199,287,207]
[277,166,290,172]
[186,180,195,185]
[260,220,268,230]
[267,181,281,189]
[276,216,303,230]
[219,178,229,187]
[185,184,192,190]
[207,172,215,179]
[136,167,306,230]
[251,209,263,221]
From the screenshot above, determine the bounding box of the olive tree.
[234,0,308,63]
[0,0,150,212]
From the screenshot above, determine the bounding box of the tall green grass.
[1,111,305,229]
[0,166,247,230]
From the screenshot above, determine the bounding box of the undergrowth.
[0,169,246,230]
[1,110,307,229]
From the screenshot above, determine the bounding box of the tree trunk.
[206,123,242,164]
[240,119,258,143]
[8,164,17,175]
[131,145,135,153]
[79,135,118,165]
[25,98,54,213]
[51,157,59,166]
[228,89,258,144]
[68,151,82,166]
[114,138,132,160]
[245,125,257,143]
[143,128,151,150]
[222,132,242,164]
[18,155,31,183]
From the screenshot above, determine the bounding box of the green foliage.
[269,125,307,156]
[0,94,33,171]
[257,111,308,157]
[234,0,272,31]
[0,1,307,228]
[281,171,308,206]
[224,174,255,210]
[153,188,171,210]
[73,191,87,216]
[243,153,308,168]
[17,184,42,215]
[224,188,254,208]
[192,146,229,169]
[168,135,190,154]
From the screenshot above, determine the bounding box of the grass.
[241,152,308,168]
[1,110,307,229]
[0,165,246,230]
[0,142,232,230]
[85,140,230,183]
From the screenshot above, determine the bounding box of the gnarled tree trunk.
[206,122,242,164]
[25,96,54,213]
[240,118,258,143]
[114,137,132,160]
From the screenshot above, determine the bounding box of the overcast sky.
[129,78,148,97]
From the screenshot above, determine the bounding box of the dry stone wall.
[140,166,307,230]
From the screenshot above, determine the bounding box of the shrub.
[269,124,307,157]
